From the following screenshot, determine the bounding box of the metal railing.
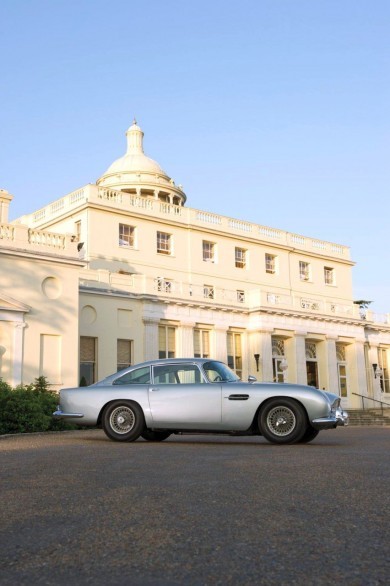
[352,392,390,415]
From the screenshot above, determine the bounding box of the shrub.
[0,377,77,435]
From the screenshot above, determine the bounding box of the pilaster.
[143,317,159,361]
[179,321,195,357]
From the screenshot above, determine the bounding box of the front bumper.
[53,408,84,420]
[311,408,349,430]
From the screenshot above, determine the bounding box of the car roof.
[127,358,220,368]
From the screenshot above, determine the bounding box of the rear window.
[113,366,151,385]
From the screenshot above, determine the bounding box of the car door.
[148,363,222,428]
[221,381,259,430]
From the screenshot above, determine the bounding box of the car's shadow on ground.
[77,429,344,447]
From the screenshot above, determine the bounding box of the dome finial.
[126,119,144,154]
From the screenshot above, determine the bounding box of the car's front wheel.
[298,426,319,443]
[141,430,171,442]
[259,398,307,444]
[102,400,144,442]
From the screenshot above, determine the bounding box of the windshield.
[202,361,240,383]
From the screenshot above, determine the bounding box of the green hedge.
[0,377,76,435]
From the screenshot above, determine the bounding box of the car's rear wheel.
[298,426,319,443]
[141,430,171,442]
[102,400,144,442]
[259,398,307,444]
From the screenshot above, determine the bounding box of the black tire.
[259,398,307,444]
[141,430,171,442]
[298,426,319,443]
[102,400,144,442]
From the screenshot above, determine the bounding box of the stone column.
[354,340,369,399]
[326,336,339,393]
[294,331,307,385]
[214,327,228,363]
[247,330,261,377]
[367,343,382,403]
[260,329,273,382]
[143,318,159,361]
[0,189,13,223]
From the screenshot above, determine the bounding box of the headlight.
[330,397,341,413]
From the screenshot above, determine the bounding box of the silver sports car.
[53,358,348,444]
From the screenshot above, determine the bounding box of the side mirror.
[248,375,257,383]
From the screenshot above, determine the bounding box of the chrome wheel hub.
[110,406,135,434]
[267,406,296,437]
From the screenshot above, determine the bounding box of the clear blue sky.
[1,0,389,313]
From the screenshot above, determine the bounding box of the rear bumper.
[312,408,349,430]
[53,408,84,420]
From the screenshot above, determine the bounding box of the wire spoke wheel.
[102,400,144,442]
[110,406,135,434]
[266,406,296,437]
[259,398,307,444]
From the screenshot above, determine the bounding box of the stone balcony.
[0,222,78,257]
[78,268,389,324]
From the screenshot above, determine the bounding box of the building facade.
[1,122,390,408]
[0,190,82,389]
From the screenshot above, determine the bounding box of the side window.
[153,364,203,384]
[113,366,151,385]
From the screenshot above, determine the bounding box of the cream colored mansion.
[1,120,389,409]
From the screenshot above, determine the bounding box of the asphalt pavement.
[0,427,389,585]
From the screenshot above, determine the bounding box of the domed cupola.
[97,120,186,206]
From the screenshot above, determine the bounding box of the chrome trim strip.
[53,409,84,419]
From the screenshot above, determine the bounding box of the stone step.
[347,409,390,426]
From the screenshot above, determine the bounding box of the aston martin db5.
[53,358,348,444]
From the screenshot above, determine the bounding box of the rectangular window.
[324,267,335,285]
[299,261,311,281]
[203,240,216,262]
[265,253,277,274]
[158,325,176,359]
[204,284,215,299]
[117,339,132,371]
[75,221,81,242]
[157,231,172,255]
[194,329,210,358]
[272,358,285,383]
[227,332,242,378]
[80,336,97,385]
[378,348,390,393]
[119,223,135,247]
[235,247,247,268]
[338,364,348,397]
